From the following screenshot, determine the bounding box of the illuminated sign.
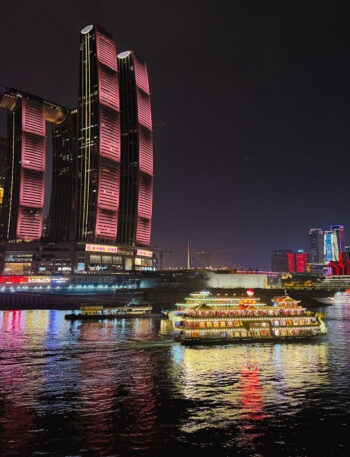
[136,249,153,257]
[85,244,118,253]
[51,277,69,283]
[28,276,51,283]
[135,258,142,265]
[0,276,28,284]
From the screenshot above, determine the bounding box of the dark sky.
[1,0,350,269]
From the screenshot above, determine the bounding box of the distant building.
[271,250,291,272]
[306,263,326,275]
[296,250,308,273]
[344,246,350,262]
[309,228,324,263]
[286,252,295,272]
[324,230,339,263]
[330,224,345,254]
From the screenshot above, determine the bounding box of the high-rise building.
[309,228,324,263]
[117,50,153,246]
[296,249,308,273]
[271,250,291,272]
[77,25,121,243]
[46,109,78,241]
[286,251,295,272]
[0,87,68,241]
[344,246,350,262]
[324,230,339,263]
[330,224,345,254]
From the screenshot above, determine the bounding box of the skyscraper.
[286,251,295,272]
[0,87,68,241]
[330,224,345,254]
[46,109,78,241]
[77,25,121,242]
[117,50,153,246]
[324,230,339,263]
[296,250,308,273]
[271,250,291,272]
[309,228,324,263]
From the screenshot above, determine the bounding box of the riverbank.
[0,287,333,311]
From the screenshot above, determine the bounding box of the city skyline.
[1,1,350,269]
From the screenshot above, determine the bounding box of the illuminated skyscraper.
[324,230,339,263]
[0,87,68,241]
[117,50,153,246]
[77,25,121,242]
[286,251,295,272]
[309,228,324,263]
[296,250,308,273]
[330,224,345,254]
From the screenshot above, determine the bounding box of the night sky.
[1,0,350,269]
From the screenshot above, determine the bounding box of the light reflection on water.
[0,300,350,456]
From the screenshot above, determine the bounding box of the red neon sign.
[0,276,29,284]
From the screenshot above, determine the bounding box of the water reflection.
[172,340,328,454]
[0,303,348,456]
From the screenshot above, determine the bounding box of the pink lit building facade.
[0,25,154,274]
[117,50,153,246]
[77,26,153,248]
[0,88,68,242]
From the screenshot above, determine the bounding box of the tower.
[117,50,153,246]
[324,230,339,263]
[330,224,345,255]
[77,25,121,242]
[46,109,78,241]
[309,228,324,263]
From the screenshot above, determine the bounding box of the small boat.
[65,304,153,320]
[170,291,327,345]
[335,290,350,299]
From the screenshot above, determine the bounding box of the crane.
[153,248,173,270]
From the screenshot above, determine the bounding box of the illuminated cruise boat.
[170,292,327,345]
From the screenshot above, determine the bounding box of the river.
[0,298,350,456]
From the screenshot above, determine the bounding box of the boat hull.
[174,333,324,345]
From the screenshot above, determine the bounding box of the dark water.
[0,300,350,457]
